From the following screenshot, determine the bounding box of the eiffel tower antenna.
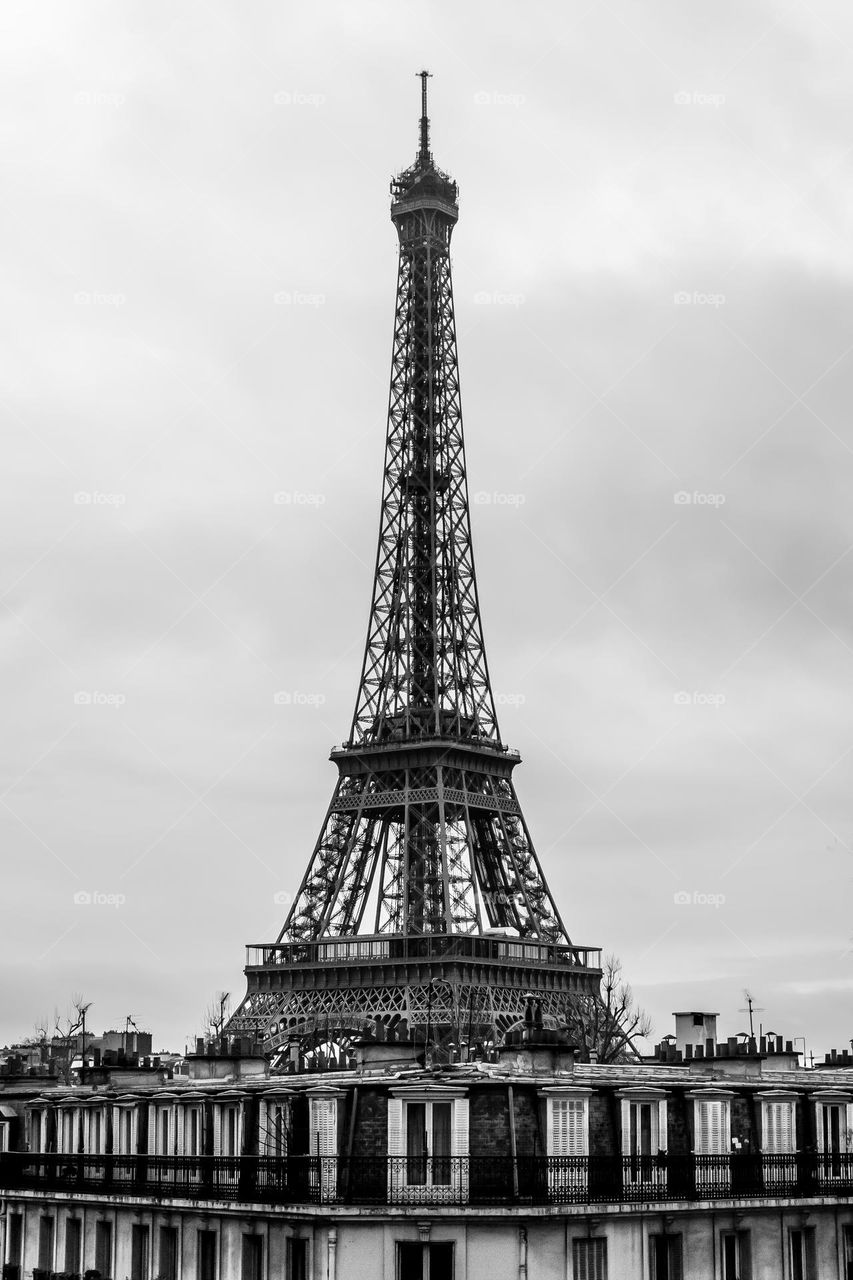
[226,75,601,1064]
[417,69,432,165]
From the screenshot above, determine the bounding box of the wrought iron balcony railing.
[1,1152,851,1208]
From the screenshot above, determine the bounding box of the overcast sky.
[1,0,852,1062]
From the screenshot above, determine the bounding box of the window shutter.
[764,1102,794,1154]
[695,1100,726,1154]
[450,1098,469,1158]
[572,1239,606,1280]
[738,1231,752,1278]
[309,1098,337,1157]
[670,1235,683,1280]
[551,1099,586,1157]
[388,1098,404,1196]
[451,1097,469,1200]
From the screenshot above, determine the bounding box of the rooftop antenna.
[739,990,764,1039]
[417,69,432,166]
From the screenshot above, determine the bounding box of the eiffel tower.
[227,74,601,1062]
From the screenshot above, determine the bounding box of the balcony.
[1,1152,851,1208]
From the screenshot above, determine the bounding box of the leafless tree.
[567,955,652,1063]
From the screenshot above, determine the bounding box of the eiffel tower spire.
[227,77,601,1060]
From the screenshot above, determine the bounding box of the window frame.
[721,1229,751,1280]
[572,1236,607,1280]
[388,1087,469,1202]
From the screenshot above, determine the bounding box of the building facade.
[2,1015,853,1279]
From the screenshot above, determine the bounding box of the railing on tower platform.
[244,935,602,971]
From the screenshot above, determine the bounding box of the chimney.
[672,1012,718,1056]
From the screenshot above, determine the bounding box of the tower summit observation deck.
[227,74,601,1066]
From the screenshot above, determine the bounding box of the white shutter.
[695,1100,727,1154]
[450,1098,469,1158]
[309,1098,337,1156]
[551,1099,586,1157]
[388,1098,404,1197]
[451,1098,469,1201]
[764,1102,794,1154]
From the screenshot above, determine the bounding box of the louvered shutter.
[573,1239,606,1280]
[309,1098,337,1155]
[451,1098,469,1199]
[551,1099,586,1156]
[695,1100,726,1154]
[309,1098,337,1204]
[388,1098,404,1196]
[764,1102,794,1154]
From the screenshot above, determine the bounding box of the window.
[0,1123,10,1152]
[184,1107,201,1157]
[406,1102,452,1186]
[60,1109,77,1154]
[573,1238,607,1280]
[64,1218,82,1275]
[263,1101,288,1157]
[87,1109,103,1155]
[287,1239,307,1280]
[397,1242,453,1280]
[693,1098,730,1153]
[159,1228,178,1280]
[30,1111,42,1151]
[241,1236,263,1280]
[620,1093,667,1187]
[217,1106,239,1157]
[197,1232,216,1280]
[761,1100,795,1153]
[387,1095,468,1201]
[789,1228,817,1280]
[7,1213,24,1274]
[114,1108,137,1155]
[38,1218,54,1272]
[649,1235,682,1280]
[131,1225,149,1280]
[815,1098,852,1178]
[308,1098,337,1157]
[843,1225,853,1280]
[545,1092,589,1198]
[95,1221,113,1278]
[722,1231,751,1280]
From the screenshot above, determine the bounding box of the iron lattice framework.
[227,75,601,1058]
